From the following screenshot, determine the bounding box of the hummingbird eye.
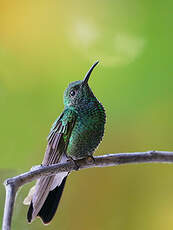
[70,90,76,97]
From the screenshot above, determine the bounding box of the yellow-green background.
[0,0,173,229]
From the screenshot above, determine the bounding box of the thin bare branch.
[2,150,173,230]
[2,184,17,230]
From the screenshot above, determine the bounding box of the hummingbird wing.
[27,109,77,224]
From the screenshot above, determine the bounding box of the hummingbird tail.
[27,175,68,224]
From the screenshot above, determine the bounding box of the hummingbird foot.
[87,155,95,164]
[68,157,80,171]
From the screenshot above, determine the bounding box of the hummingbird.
[26,61,106,224]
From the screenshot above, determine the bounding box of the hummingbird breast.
[66,100,106,159]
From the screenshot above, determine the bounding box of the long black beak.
[82,61,99,85]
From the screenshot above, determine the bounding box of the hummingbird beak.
[82,61,99,85]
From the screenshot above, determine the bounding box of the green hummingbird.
[26,61,106,224]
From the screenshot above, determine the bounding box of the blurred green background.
[0,0,173,229]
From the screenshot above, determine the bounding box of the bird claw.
[68,158,79,170]
[87,155,95,164]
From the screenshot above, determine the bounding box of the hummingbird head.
[64,61,99,108]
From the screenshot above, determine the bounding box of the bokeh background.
[0,0,173,229]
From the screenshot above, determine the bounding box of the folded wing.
[27,109,76,223]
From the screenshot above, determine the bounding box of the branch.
[2,150,173,230]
